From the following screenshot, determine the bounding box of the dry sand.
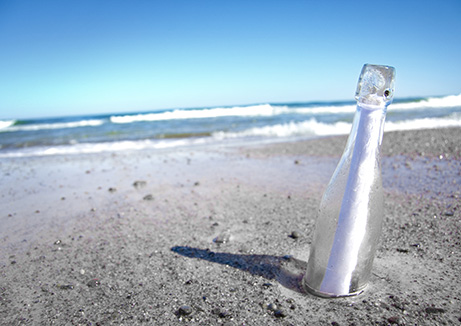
[1,128,460,325]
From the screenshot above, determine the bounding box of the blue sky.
[1,0,460,119]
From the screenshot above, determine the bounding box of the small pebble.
[286,298,296,310]
[289,231,300,239]
[274,309,287,318]
[267,303,278,311]
[87,279,101,288]
[213,232,231,244]
[219,311,231,318]
[58,284,74,290]
[143,194,154,201]
[425,307,445,314]
[108,187,116,193]
[177,305,193,316]
[387,316,401,324]
[133,180,147,189]
[212,308,231,318]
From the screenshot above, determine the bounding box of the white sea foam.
[0,138,209,158]
[111,104,284,123]
[213,119,352,139]
[290,94,461,114]
[214,113,461,140]
[110,103,358,124]
[2,119,105,132]
[390,94,461,110]
[385,113,461,131]
[291,104,356,115]
[0,120,16,130]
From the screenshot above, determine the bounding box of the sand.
[1,127,460,325]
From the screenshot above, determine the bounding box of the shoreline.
[1,127,460,325]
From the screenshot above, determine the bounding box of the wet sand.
[1,128,460,325]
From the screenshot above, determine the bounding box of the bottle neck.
[343,103,388,158]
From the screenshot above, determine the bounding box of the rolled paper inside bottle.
[319,103,385,295]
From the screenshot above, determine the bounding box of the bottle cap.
[355,64,396,106]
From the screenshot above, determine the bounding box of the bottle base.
[302,280,366,298]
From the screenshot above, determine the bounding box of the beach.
[1,127,460,325]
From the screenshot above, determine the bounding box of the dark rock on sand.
[387,315,403,325]
[425,307,446,314]
[177,305,193,316]
[212,307,232,318]
[143,194,154,201]
[274,309,287,318]
[289,231,300,239]
[57,284,74,290]
[133,180,147,189]
[213,231,231,244]
[87,279,101,288]
[267,303,278,311]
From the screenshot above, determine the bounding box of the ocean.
[1,94,460,158]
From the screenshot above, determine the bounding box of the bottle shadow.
[171,246,307,294]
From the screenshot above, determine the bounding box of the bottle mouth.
[355,64,396,106]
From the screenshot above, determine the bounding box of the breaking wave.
[391,94,461,110]
[110,104,284,123]
[1,119,105,132]
[0,120,16,130]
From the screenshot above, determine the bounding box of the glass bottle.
[302,64,396,297]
